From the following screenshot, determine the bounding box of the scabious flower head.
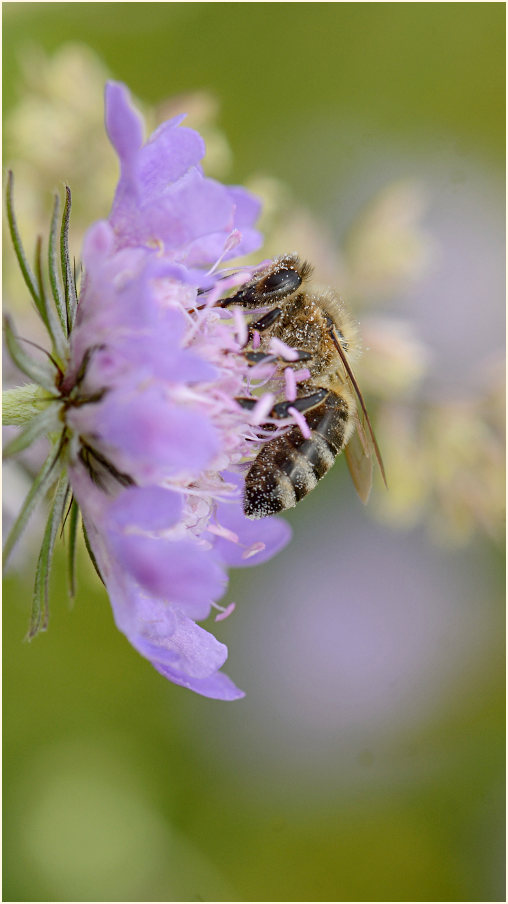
[4,82,293,700]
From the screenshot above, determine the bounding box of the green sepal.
[61,186,78,333]
[48,192,68,334]
[3,433,66,568]
[3,403,61,458]
[4,314,59,393]
[5,171,46,325]
[29,472,70,638]
[82,521,104,586]
[67,497,80,601]
[35,234,68,362]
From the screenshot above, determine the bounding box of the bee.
[221,253,386,518]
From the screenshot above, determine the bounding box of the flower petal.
[154,661,245,700]
[210,471,292,567]
[107,532,226,615]
[105,81,144,165]
[103,83,262,265]
[107,485,183,532]
[139,118,205,192]
[69,389,221,483]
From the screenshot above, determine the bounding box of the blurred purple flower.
[5,82,291,700]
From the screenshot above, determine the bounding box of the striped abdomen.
[244,391,350,518]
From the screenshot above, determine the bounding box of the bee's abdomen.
[244,392,349,518]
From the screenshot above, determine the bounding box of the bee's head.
[220,253,312,308]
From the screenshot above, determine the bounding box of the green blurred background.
[3,3,505,902]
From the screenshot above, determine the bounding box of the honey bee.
[221,253,386,518]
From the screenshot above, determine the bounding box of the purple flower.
[4,82,291,700]
[67,83,295,699]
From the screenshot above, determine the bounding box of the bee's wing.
[329,325,388,490]
[344,417,373,504]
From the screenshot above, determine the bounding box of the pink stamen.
[248,361,278,382]
[269,337,300,361]
[252,330,261,349]
[288,406,311,439]
[284,367,297,401]
[224,229,241,253]
[293,367,311,383]
[207,523,240,544]
[242,542,266,559]
[232,307,248,347]
[215,602,236,622]
[206,231,241,277]
[250,392,275,424]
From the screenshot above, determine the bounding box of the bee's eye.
[262,267,302,297]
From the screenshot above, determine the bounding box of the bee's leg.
[269,389,329,418]
[245,350,312,365]
[234,388,328,418]
[235,308,284,349]
[235,397,259,412]
[248,307,283,334]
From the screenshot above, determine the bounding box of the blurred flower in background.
[5,44,118,256]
